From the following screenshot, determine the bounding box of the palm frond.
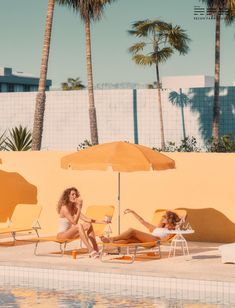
[128,42,146,54]
[56,0,115,21]
[128,19,169,38]
[151,47,174,63]
[0,131,6,151]
[132,54,155,66]
[224,3,235,24]
[166,25,191,54]
[201,0,235,17]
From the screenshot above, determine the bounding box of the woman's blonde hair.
[57,187,79,213]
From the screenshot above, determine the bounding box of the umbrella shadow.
[0,170,37,223]
[177,207,235,243]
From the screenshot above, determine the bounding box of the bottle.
[72,250,77,259]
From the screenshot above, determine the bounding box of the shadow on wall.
[189,87,235,142]
[180,207,235,243]
[0,170,37,222]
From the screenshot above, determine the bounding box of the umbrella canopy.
[61,141,175,234]
[61,141,175,171]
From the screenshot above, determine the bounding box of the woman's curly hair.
[163,211,181,230]
[57,187,79,213]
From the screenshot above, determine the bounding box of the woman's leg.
[57,223,94,253]
[57,224,80,240]
[83,222,99,252]
[102,228,159,243]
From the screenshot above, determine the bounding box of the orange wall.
[0,151,234,243]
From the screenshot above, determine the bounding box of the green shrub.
[77,139,92,151]
[206,134,235,153]
[154,136,201,152]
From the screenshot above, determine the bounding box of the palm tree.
[5,126,32,151]
[169,89,191,140]
[57,0,115,145]
[128,20,191,150]
[61,77,86,90]
[201,0,235,144]
[31,0,55,150]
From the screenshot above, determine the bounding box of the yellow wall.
[0,151,234,243]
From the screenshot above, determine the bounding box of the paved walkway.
[0,236,234,283]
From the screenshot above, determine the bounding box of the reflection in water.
[0,287,228,308]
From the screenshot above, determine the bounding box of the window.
[7,84,14,92]
[23,84,30,92]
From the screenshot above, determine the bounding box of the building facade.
[162,75,214,89]
[0,67,52,92]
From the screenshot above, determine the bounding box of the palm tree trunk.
[155,64,165,150]
[85,17,99,145]
[31,0,55,150]
[212,12,221,144]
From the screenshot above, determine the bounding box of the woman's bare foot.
[100,236,112,243]
[89,250,100,259]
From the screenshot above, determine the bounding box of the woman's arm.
[60,204,81,225]
[124,209,156,232]
[79,212,107,224]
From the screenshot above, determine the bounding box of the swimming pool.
[0,265,234,307]
[0,286,232,307]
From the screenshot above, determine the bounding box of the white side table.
[166,229,195,257]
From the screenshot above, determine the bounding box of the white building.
[162,75,214,89]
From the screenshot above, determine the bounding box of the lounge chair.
[99,209,187,263]
[86,205,114,237]
[33,205,115,256]
[100,241,161,263]
[219,243,235,263]
[0,204,42,243]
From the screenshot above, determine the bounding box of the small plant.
[206,134,235,153]
[5,125,32,151]
[0,131,6,151]
[77,139,92,151]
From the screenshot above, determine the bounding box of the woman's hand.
[102,219,109,224]
[75,198,83,209]
[123,208,134,214]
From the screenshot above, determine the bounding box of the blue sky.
[0,0,234,88]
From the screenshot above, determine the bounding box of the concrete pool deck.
[0,236,234,283]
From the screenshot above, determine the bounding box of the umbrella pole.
[118,172,120,235]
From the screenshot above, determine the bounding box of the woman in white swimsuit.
[57,187,106,258]
[100,209,181,244]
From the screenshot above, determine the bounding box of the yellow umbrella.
[61,141,175,233]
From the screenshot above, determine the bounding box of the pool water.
[0,286,231,307]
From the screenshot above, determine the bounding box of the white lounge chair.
[219,243,235,264]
